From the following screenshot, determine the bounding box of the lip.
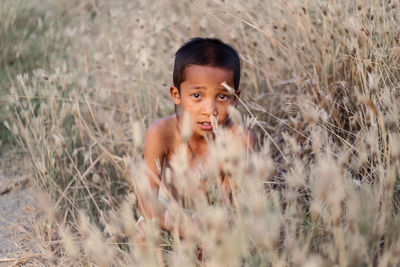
[198,122,213,131]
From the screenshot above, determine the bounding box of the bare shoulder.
[230,124,256,150]
[145,115,178,154]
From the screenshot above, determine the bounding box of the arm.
[220,128,255,202]
[139,122,165,220]
[144,123,165,192]
[140,122,173,233]
[243,128,256,151]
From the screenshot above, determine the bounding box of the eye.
[192,93,201,99]
[218,94,229,101]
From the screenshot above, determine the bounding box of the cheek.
[216,104,231,118]
[181,101,200,116]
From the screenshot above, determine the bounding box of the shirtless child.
[141,37,254,234]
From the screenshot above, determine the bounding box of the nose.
[201,99,217,116]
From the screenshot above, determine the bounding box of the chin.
[192,129,212,138]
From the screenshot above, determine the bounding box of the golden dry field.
[1,0,400,266]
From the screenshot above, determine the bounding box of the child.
[140,37,254,233]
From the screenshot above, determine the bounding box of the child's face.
[170,65,239,137]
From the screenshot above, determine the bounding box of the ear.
[233,90,240,106]
[170,86,181,105]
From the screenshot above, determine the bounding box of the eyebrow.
[188,86,231,92]
[218,88,231,93]
[188,86,206,90]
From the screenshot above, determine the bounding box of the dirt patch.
[0,150,44,266]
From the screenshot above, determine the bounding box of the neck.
[186,133,212,160]
[188,134,208,149]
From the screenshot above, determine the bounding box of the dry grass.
[3,0,400,265]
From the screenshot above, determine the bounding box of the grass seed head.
[181,111,193,142]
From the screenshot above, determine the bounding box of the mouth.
[198,121,213,131]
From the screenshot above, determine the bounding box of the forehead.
[182,65,234,86]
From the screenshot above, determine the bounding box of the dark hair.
[173,37,241,92]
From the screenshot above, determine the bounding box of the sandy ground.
[0,150,43,266]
